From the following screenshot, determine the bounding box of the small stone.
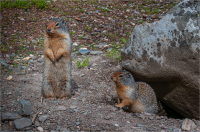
[169,127,173,130]
[56,126,61,131]
[148,116,154,120]
[76,122,80,126]
[37,57,44,62]
[173,129,181,132]
[32,39,38,44]
[127,121,130,123]
[14,118,32,130]
[7,76,13,81]
[57,105,67,111]
[1,112,21,121]
[72,42,78,47]
[34,121,40,126]
[90,51,103,55]
[22,57,31,61]
[137,124,144,127]
[37,127,43,132]
[18,99,32,116]
[39,115,48,122]
[141,9,145,13]
[134,10,140,15]
[115,124,119,127]
[181,118,197,131]
[69,106,77,109]
[95,10,98,13]
[73,109,78,112]
[78,48,90,55]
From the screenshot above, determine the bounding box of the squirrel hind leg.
[42,79,56,98]
[145,104,158,114]
[57,81,72,99]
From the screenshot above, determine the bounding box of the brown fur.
[111,70,158,114]
[42,18,71,99]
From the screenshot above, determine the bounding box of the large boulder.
[121,0,199,119]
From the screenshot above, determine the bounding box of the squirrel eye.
[56,23,59,26]
[119,75,123,77]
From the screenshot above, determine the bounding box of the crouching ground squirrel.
[111,70,158,114]
[42,17,72,99]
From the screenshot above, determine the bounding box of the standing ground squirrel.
[42,17,72,99]
[111,70,158,114]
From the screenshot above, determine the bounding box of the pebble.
[76,122,80,126]
[39,115,48,122]
[78,48,90,55]
[173,129,181,132]
[57,105,67,111]
[18,99,32,116]
[7,76,13,81]
[72,42,78,47]
[70,105,77,109]
[37,127,44,132]
[115,124,119,127]
[14,118,32,130]
[148,116,154,120]
[34,121,40,126]
[56,126,61,131]
[181,118,197,131]
[22,57,31,61]
[1,112,21,121]
[137,124,144,127]
[90,51,103,55]
[37,57,44,62]
[32,39,38,44]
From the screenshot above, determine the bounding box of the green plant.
[121,38,127,44]
[107,48,121,63]
[86,25,91,32]
[75,56,90,69]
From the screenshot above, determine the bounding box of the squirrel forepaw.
[116,104,124,108]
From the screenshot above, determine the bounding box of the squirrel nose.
[47,29,51,32]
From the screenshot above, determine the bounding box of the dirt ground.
[1,53,200,132]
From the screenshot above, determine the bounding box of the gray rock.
[173,129,182,132]
[121,0,200,119]
[0,58,8,66]
[90,51,103,55]
[37,127,43,132]
[133,10,140,15]
[18,99,32,116]
[39,115,48,122]
[21,66,27,69]
[34,121,40,126]
[57,105,66,111]
[14,118,32,130]
[37,57,44,62]
[181,118,196,131]
[148,116,154,120]
[69,105,77,109]
[1,112,21,121]
[78,48,90,55]
[56,126,61,131]
[141,9,145,13]
[94,42,108,48]
[32,39,38,44]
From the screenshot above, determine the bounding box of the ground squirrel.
[42,17,72,99]
[111,70,158,114]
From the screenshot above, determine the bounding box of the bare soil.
[1,54,200,132]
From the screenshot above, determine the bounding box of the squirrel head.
[45,17,67,37]
[111,70,134,85]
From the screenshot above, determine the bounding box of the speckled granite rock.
[121,0,199,119]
